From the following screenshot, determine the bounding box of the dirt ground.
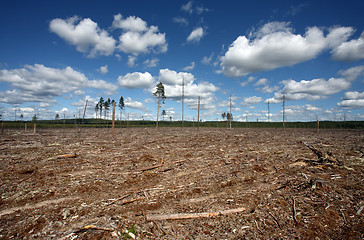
[0,127,363,239]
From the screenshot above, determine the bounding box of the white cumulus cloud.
[332,32,364,61]
[187,27,204,43]
[111,14,147,32]
[117,72,154,89]
[124,97,147,110]
[242,96,263,106]
[112,14,167,56]
[182,61,195,71]
[0,64,117,104]
[337,91,364,109]
[49,16,116,57]
[220,22,354,77]
[99,65,108,74]
[280,77,350,100]
[156,69,219,110]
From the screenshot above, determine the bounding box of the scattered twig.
[153,221,167,235]
[254,220,263,234]
[60,225,115,238]
[146,207,246,221]
[292,197,297,222]
[120,197,144,205]
[340,209,347,223]
[74,225,114,234]
[268,211,281,229]
[138,159,187,172]
[111,159,187,175]
[357,206,363,215]
[106,194,130,206]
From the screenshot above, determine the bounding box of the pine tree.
[153,82,166,128]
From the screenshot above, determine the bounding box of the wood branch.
[74,225,114,234]
[120,197,144,205]
[292,197,297,222]
[110,159,187,175]
[47,153,77,161]
[268,211,281,229]
[146,207,246,221]
[302,142,341,165]
[106,194,130,206]
[137,159,187,172]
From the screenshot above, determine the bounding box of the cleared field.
[0,128,363,239]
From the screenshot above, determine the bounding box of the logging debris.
[0,128,362,239]
[146,207,246,221]
[302,141,342,165]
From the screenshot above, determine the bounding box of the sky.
[0,0,364,122]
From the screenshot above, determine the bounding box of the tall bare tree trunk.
[112,102,115,137]
[156,94,160,128]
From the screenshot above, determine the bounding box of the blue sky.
[0,0,364,122]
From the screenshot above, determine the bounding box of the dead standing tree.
[153,82,166,129]
[118,96,125,127]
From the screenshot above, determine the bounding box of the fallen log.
[47,153,77,161]
[146,207,246,221]
[56,153,77,159]
[75,225,114,233]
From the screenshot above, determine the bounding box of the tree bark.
[156,94,160,128]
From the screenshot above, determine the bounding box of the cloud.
[280,77,350,100]
[111,14,147,32]
[0,64,117,104]
[338,65,364,81]
[187,27,204,43]
[332,32,364,61]
[143,58,159,68]
[242,96,263,106]
[254,78,278,93]
[127,55,137,67]
[88,80,117,93]
[342,91,364,100]
[113,14,167,56]
[181,1,193,14]
[267,66,363,103]
[99,65,108,74]
[124,97,147,110]
[220,22,354,77]
[254,78,268,86]
[117,72,154,89]
[156,69,219,110]
[50,16,116,57]
[159,69,195,85]
[337,91,364,109]
[202,54,213,64]
[181,1,209,14]
[265,97,281,104]
[337,99,364,109]
[240,76,255,87]
[173,17,188,26]
[182,61,195,71]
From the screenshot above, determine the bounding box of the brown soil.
[0,127,363,239]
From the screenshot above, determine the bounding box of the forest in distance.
[1,119,364,129]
